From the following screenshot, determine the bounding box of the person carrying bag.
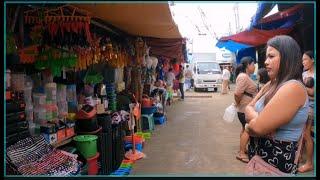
[245,126,305,176]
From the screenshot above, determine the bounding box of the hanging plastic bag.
[223,103,237,123]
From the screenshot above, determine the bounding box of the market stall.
[5,3,186,176]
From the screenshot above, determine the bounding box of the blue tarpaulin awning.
[215,40,256,64]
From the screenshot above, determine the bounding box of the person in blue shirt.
[244,35,308,174]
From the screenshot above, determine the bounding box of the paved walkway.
[131,89,247,175]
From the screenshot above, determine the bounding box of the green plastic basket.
[73,135,98,158]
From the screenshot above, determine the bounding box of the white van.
[192,61,223,92]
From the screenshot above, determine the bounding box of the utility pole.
[228,22,232,35]
[233,3,240,33]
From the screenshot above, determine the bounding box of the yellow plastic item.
[67,113,76,120]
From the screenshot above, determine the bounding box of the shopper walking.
[165,68,176,105]
[177,65,185,100]
[298,50,315,173]
[234,57,258,163]
[221,66,231,94]
[185,64,193,91]
[244,35,308,174]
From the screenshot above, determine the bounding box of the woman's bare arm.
[246,82,306,136]
[245,82,270,122]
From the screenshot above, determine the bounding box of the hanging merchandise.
[134,37,147,66]
[75,47,92,71]
[35,47,77,77]
[106,83,117,112]
[18,44,39,64]
[24,5,93,47]
[83,69,104,85]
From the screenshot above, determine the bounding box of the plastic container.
[45,83,57,101]
[24,86,33,104]
[73,135,98,158]
[46,104,58,120]
[67,84,77,102]
[154,115,165,125]
[58,101,68,117]
[68,101,78,113]
[33,93,46,107]
[34,106,46,125]
[67,113,76,120]
[141,106,157,115]
[124,135,144,144]
[87,152,100,175]
[57,84,67,102]
[25,105,34,121]
[28,121,36,136]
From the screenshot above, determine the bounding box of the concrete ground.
[130,84,315,176]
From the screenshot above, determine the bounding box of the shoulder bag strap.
[294,125,306,164]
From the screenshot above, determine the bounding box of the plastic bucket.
[87,152,100,175]
[73,135,98,158]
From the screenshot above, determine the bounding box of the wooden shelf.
[52,135,75,148]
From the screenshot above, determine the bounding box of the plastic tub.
[124,135,144,144]
[154,115,165,125]
[73,135,98,158]
[125,143,142,152]
[34,107,46,125]
[33,93,46,107]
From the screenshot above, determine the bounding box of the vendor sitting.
[150,80,166,98]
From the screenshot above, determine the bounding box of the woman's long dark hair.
[264,35,303,105]
[304,50,314,59]
[235,56,255,78]
[258,68,270,84]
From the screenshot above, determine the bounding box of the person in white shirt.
[221,66,231,94]
[165,68,175,104]
[177,65,185,100]
[184,64,193,91]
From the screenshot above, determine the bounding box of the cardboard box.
[65,127,75,137]
[57,128,66,142]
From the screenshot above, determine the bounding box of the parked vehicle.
[192,53,222,92]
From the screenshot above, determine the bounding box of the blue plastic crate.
[154,115,166,125]
[141,106,157,114]
[124,142,142,151]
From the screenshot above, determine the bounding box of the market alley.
[131,88,248,175]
